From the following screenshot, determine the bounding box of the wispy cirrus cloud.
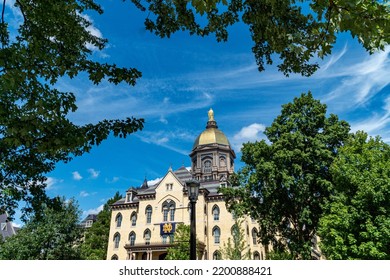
[135,129,194,155]
[323,46,390,109]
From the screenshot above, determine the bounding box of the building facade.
[106,109,266,260]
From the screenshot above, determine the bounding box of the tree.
[318,132,390,260]
[221,218,251,260]
[131,0,390,76]
[165,224,202,260]
[80,192,123,260]
[0,1,144,220]
[1,1,389,221]
[0,197,83,260]
[222,92,350,259]
[165,224,191,260]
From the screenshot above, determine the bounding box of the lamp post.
[186,179,200,260]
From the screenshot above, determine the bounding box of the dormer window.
[126,192,133,202]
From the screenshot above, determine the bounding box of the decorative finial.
[208,108,215,121]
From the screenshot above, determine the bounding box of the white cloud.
[79,191,90,197]
[105,176,120,184]
[231,123,266,151]
[146,177,163,186]
[82,204,104,217]
[350,96,390,140]
[88,168,100,179]
[79,13,105,52]
[323,46,390,109]
[72,171,83,181]
[135,130,194,155]
[45,177,63,190]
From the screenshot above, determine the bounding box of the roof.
[192,109,230,149]
[0,213,17,240]
[174,166,192,183]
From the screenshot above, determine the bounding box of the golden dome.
[193,109,230,149]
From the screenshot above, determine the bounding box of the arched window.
[115,213,122,228]
[144,229,151,245]
[252,228,258,245]
[212,205,220,221]
[213,226,221,244]
[113,232,120,248]
[162,200,175,222]
[213,250,222,260]
[253,251,260,260]
[111,254,118,260]
[203,160,212,173]
[130,212,137,226]
[129,231,136,246]
[219,156,226,167]
[145,205,152,224]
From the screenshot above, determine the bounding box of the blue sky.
[6,1,390,226]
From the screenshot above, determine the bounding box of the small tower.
[190,109,236,182]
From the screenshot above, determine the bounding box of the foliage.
[80,192,123,260]
[165,224,201,260]
[266,250,294,260]
[221,218,251,260]
[130,0,390,76]
[318,132,390,260]
[222,92,350,259]
[0,0,144,220]
[0,197,83,260]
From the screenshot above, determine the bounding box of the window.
[170,205,175,221]
[252,228,258,245]
[163,206,169,222]
[115,213,123,228]
[212,205,220,221]
[144,229,151,245]
[131,212,137,226]
[213,250,222,260]
[219,156,226,167]
[85,220,93,228]
[145,206,152,224]
[253,251,260,260]
[1,222,7,231]
[129,232,136,246]
[162,235,167,244]
[166,183,173,191]
[111,254,118,260]
[213,227,221,244]
[113,233,121,248]
[203,160,212,173]
[162,200,175,222]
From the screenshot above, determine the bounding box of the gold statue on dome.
[208,108,215,121]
